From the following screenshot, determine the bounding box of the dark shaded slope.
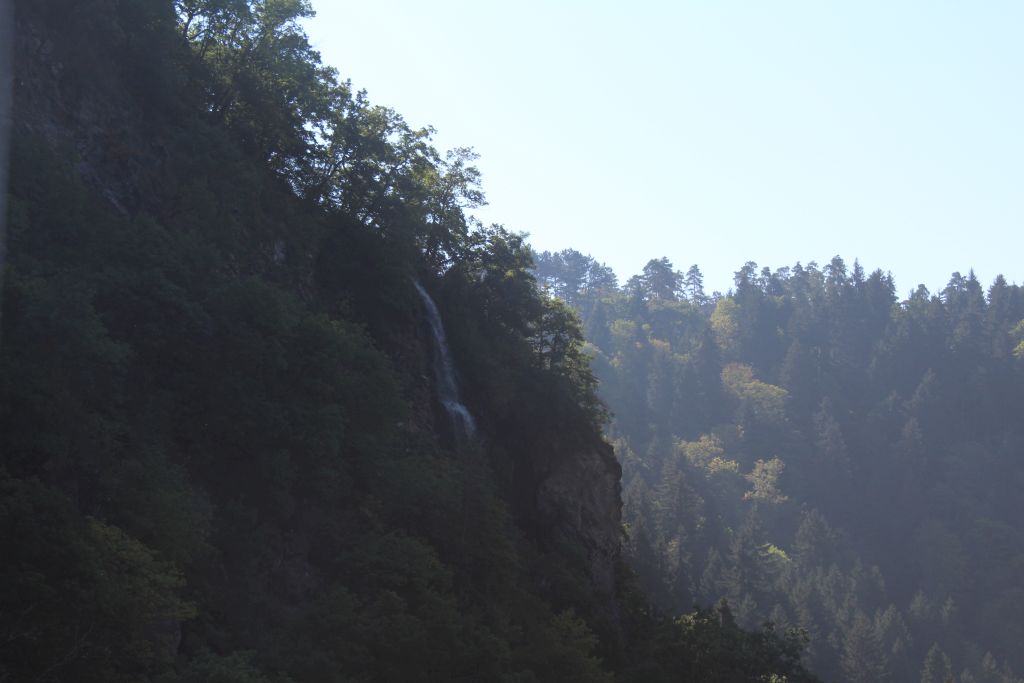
[1,3,819,681]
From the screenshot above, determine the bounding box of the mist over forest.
[535,250,1024,682]
[1,2,1022,682]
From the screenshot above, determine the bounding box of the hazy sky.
[305,1,1024,295]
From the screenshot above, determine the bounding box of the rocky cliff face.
[405,282,624,623]
[414,303,624,599]
[13,13,155,217]
[537,436,623,603]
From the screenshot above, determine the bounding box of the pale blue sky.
[305,1,1023,295]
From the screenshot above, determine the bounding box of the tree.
[921,643,954,683]
[810,398,852,511]
[1011,320,1024,360]
[684,264,709,306]
[642,257,681,301]
[177,0,335,173]
[744,458,788,504]
[841,611,890,683]
[723,514,770,611]
[793,508,841,568]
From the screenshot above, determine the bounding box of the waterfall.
[413,280,476,440]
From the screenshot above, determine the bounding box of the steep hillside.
[0,2,817,681]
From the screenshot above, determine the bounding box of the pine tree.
[921,643,954,683]
[683,264,709,306]
[841,611,890,683]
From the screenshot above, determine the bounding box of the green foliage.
[0,475,194,682]
[12,1,993,681]
[711,297,742,357]
[509,610,615,683]
[3,2,622,680]
[841,611,889,683]
[1011,320,1024,359]
[544,250,1024,682]
[721,363,789,426]
[620,601,816,683]
[744,459,788,504]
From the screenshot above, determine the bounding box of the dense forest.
[0,1,819,681]
[535,250,1024,682]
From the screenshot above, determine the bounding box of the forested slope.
[537,250,1024,683]
[0,1,817,681]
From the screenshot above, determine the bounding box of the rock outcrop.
[536,437,622,600]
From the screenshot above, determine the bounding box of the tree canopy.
[542,250,1024,683]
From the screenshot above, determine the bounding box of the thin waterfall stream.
[413,280,476,441]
